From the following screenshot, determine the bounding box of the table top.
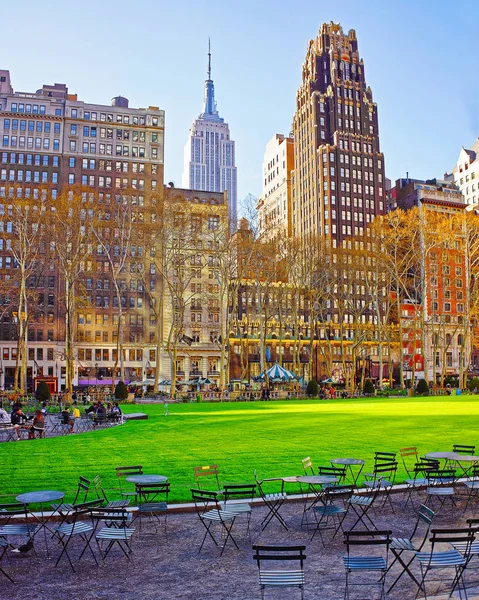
[16,490,65,504]
[263,476,298,484]
[330,458,365,466]
[125,474,168,484]
[297,475,338,485]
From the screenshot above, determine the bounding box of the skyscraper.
[182,42,237,229]
[291,23,386,244]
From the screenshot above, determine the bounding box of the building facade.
[448,138,479,210]
[394,178,469,383]
[0,69,165,391]
[181,44,237,230]
[256,134,294,240]
[291,22,386,244]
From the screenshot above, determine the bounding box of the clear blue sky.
[1,0,478,202]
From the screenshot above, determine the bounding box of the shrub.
[35,380,51,402]
[468,377,479,392]
[416,378,429,395]
[306,379,318,397]
[363,379,375,395]
[114,381,129,400]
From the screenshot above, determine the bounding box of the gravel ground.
[1,491,478,600]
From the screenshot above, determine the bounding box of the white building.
[256,134,294,240]
[448,138,479,209]
[182,43,237,230]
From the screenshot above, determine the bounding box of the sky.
[1,0,478,205]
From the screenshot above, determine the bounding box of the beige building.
[257,134,294,240]
[448,138,479,210]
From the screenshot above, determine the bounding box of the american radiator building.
[291,22,386,244]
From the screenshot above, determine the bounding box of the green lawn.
[1,395,478,504]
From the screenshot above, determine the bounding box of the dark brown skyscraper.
[292,22,386,245]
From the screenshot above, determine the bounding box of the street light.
[94,363,98,383]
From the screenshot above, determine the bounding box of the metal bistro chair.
[362,461,398,514]
[425,469,457,515]
[318,464,347,484]
[115,465,143,499]
[451,518,479,589]
[0,502,38,550]
[190,489,238,555]
[416,527,476,600]
[385,503,435,594]
[343,530,392,600]
[373,451,397,466]
[347,478,384,531]
[53,503,99,572]
[254,471,288,531]
[252,545,306,600]
[403,461,438,510]
[93,475,130,509]
[51,476,91,515]
[193,464,221,490]
[89,507,135,565]
[135,482,170,534]
[220,483,256,537]
[311,485,353,545]
[400,446,420,478]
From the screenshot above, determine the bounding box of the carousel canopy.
[253,363,297,383]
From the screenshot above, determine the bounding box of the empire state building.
[182,42,237,230]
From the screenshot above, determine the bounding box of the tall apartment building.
[394,178,469,383]
[291,22,386,244]
[447,138,479,209]
[256,134,294,240]
[181,43,237,230]
[0,69,165,391]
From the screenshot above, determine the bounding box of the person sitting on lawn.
[61,407,74,433]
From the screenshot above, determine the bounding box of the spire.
[201,38,222,120]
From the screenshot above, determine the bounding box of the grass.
[1,395,478,504]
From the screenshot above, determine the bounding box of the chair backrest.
[428,528,476,561]
[323,485,353,504]
[452,444,475,455]
[222,483,255,503]
[72,476,91,504]
[427,469,456,486]
[318,465,347,480]
[252,544,306,570]
[136,482,170,503]
[374,451,397,465]
[301,456,314,475]
[89,507,130,527]
[406,504,436,551]
[0,503,29,523]
[92,475,109,503]
[190,488,220,513]
[371,461,398,482]
[116,465,143,479]
[193,464,220,489]
[344,530,392,556]
[400,447,418,475]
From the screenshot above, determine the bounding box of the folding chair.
[416,527,476,599]
[135,482,170,534]
[362,462,398,513]
[116,465,143,498]
[51,475,91,514]
[347,480,384,530]
[190,489,238,555]
[53,505,98,572]
[193,464,220,490]
[385,503,435,594]
[425,469,457,514]
[93,475,130,509]
[0,502,38,548]
[254,471,288,531]
[0,538,13,583]
[403,461,437,509]
[252,545,306,600]
[453,444,476,455]
[220,483,255,537]
[343,530,392,600]
[311,485,353,545]
[451,518,479,587]
[89,507,135,564]
[373,451,397,466]
[400,446,420,478]
[301,456,314,475]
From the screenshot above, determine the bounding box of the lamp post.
[94,363,98,384]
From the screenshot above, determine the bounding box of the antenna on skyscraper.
[208,37,211,80]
